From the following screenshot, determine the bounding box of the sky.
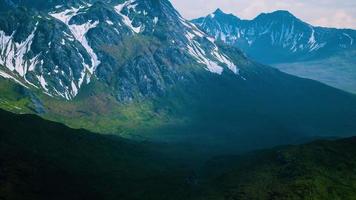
[170,0,356,29]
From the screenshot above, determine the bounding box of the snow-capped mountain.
[0,0,239,100]
[192,9,356,64]
[1,0,356,149]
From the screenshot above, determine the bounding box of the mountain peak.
[271,10,295,17]
[255,10,297,20]
[207,8,241,22]
[214,8,225,14]
[193,7,356,66]
[209,8,228,18]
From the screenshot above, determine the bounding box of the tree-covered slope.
[1,108,356,200]
[0,108,198,200]
[202,137,356,200]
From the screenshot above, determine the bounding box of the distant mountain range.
[192,9,356,94]
[192,9,356,64]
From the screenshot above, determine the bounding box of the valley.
[274,51,356,94]
[1,109,356,200]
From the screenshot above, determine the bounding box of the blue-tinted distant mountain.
[192,9,356,64]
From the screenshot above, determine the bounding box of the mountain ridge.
[192,8,356,64]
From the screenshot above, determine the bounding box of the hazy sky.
[170,0,356,29]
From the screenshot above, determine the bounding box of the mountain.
[0,0,239,100]
[2,108,356,199]
[0,0,356,152]
[192,9,356,94]
[192,9,356,64]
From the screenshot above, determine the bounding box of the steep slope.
[0,0,356,152]
[192,9,356,64]
[0,0,239,100]
[202,137,356,200]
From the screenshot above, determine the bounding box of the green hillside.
[1,109,356,200]
[202,137,356,200]
[0,109,196,200]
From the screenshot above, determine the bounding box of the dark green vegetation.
[202,137,356,200]
[0,109,196,200]
[1,109,356,200]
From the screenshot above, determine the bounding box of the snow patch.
[307,27,319,51]
[69,20,100,74]
[106,20,114,25]
[184,28,238,75]
[0,23,42,77]
[114,0,142,33]
[50,7,101,74]
[212,47,238,74]
[37,75,48,91]
[49,7,81,24]
[50,6,102,99]
[153,17,159,25]
[343,33,354,45]
[71,80,78,96]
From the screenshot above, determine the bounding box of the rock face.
[0,0,242,100]
[192,9,356,64]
